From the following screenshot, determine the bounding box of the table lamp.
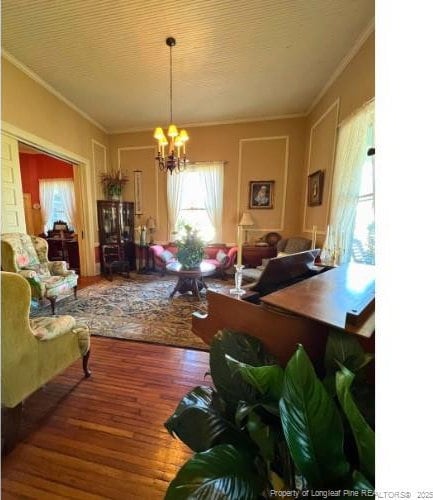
[239,211,254,244]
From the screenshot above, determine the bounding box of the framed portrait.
[307,170,324,207]
[134,170,143,214]
[249,181,274,209]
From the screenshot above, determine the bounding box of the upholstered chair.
[1,233,78,314]
[276,236,312,255]
[1,271,91,453]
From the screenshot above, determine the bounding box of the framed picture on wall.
[249,181,274,209]
[134,170,143,214]
[307,170,324,207]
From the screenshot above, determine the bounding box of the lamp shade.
[239,212,254,227]
[153,127,164,140]
[167,124,179,137]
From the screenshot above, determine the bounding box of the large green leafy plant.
[164,329,374,499]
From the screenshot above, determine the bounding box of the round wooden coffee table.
[166,261,216,300]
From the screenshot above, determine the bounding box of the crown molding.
[2,49,107,133]
[306,18,375,115]
[107,113,306,135]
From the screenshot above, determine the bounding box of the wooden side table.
[166,262,216,300]
[242,245,277,267]
[137,244,153,274]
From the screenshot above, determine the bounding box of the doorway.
[18,142,81,273]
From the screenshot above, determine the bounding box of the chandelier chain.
[169,42,173,124]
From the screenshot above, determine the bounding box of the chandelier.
[154,37,189,174]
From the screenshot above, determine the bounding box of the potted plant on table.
[100,170,128,200]
[176,224,205,270]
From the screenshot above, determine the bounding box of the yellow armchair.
[1,272,91,453]
[1,233,78,314]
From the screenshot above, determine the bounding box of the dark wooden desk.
[46,237,80,273]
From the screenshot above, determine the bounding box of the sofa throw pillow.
[160,249,175,263]
[216,250,228,265]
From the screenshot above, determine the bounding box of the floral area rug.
[31,273,233,351]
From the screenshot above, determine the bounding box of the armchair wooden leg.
[83,350,91,378]
[74,285,78,299]
[1,402,23,455]
[48,297,57,315]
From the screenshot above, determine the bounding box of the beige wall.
[1,58,108,160]
[109,117,307,244]
[302,33,375,244]
[1,56,110,274]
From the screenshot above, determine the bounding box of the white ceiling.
[1,0,374,133]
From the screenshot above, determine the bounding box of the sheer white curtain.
[39,179,57,233]
[39,178,77,232]
[167,171,185,238]
[197,162,224,242]
[324,100,375,264]
[57,179,77,230]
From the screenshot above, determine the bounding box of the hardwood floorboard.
[2,336,210,499]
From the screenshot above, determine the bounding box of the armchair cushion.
[277,237,312,255]
[30,315,76,340]
[23,262,51,278]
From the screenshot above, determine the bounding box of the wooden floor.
[1,337,211,499]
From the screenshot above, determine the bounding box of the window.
[326,100,374,265]
[39,179,76,232]
[167,162,224,243]
[351,151,375,265]
[176,170,215,241]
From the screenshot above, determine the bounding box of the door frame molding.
[1,120,96,276]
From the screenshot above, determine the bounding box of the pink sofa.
[150,244,237,279]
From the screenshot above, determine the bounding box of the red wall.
[19,153,74,204]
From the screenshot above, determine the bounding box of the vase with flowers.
[176,224,205,270]
[100,170,128,201]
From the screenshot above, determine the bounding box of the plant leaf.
[279,345,350,487]
[352,470,374,492]
[325,329,373,375]
[246,410,276,461]
[336,366,375,483]
[165,444,263,500]
[225,355,284,402]
[165,386,248,452]
[210,329,276,408]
